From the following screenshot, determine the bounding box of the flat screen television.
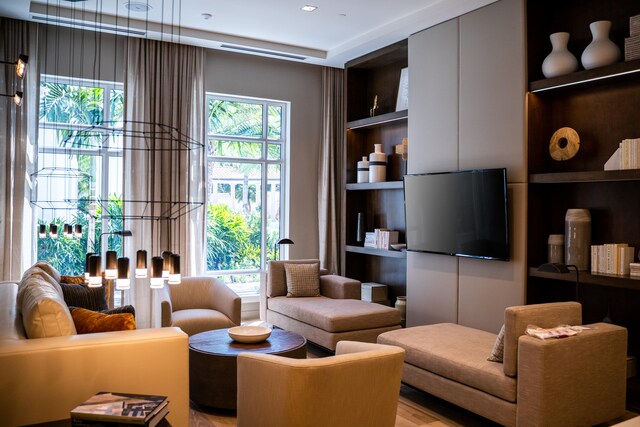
[404,168,509,261]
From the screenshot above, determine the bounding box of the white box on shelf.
[361,282,388,302]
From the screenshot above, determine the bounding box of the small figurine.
[370,95,379,117]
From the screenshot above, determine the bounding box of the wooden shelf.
[346,110,408,130]
[530,169,640,184]
[345,181,403,191]
[529,267,640,291]
[346,245,407,259]
[529,59,640,92]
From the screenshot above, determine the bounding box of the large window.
[35,76,124,276]
[206,94,288,295]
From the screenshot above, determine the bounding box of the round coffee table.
[189,328,307,410]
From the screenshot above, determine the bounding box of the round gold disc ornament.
[549,127,580,161]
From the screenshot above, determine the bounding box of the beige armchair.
[236,341,405,427]
[160,276,241,336]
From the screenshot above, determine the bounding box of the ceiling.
[0,0,497,67]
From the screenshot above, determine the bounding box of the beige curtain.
[123,38,205,328]
[318,67,344,274]
[0,19,40,281]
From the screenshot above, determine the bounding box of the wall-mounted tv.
[404,168,509,261]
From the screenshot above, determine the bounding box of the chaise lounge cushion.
[268,296,401,333]
[378,323,516,402]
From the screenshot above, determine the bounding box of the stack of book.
[619,138,640,169]
[70,392,169,427]
[625,14,640,61]
[590,244,635,275]
[364,228,399,250]
[631,263,640,278]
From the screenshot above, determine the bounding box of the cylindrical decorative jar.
[581,20,621,70]
[369,144,387,183]
[547,234,565,264]
[356,212,367,245]
[356,156,369,183]
[542,32,579,78]
[565,209,591,271]
[395,296,406,326]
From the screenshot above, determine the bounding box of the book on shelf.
[630,263,640,277]
[619,138,640,170]
[70,392,168,425]
[591,244,634,275]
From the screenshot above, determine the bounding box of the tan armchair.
[160,276,241,336]
[237,340,405,427]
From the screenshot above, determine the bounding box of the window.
[35,76,124,276]
[206,94,289,295]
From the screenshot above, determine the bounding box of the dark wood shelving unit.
[345,245,407,259]
[526,0,640,378]
[342,39,408,301]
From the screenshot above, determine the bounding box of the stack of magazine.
[70,392,169,426]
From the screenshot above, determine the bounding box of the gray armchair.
[161,276,241,336]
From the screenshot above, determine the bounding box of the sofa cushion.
[378,324,516,403]
[17,265,62,307]
[285,263,320,297]
[20,277,77,338]
[59,282,108,312]
[70,307,136,334]
[32,260,62,283]
[268,296,401,333]
[267,260,320,298]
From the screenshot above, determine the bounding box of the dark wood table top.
[189,328,306,357]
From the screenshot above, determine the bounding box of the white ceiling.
[0,0,497,67]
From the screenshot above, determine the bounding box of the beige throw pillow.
[487,324,506,363]
[284,263,320,297]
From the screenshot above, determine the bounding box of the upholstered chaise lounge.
[378,302,628,427]
[263,260,402,351]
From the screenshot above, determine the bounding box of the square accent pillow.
[284,263,320,297]
[59,282,108,312]
[487,324,506,363]
[70,307,136,334]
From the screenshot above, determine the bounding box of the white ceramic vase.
[357,156,369,183]
[369,144,387,183]
[542,32,578,78]
[565,209,591,271]
[581,20,621,70]
[395,296,406,324]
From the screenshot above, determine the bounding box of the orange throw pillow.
[60,275,86,284]
[71,307,136,334]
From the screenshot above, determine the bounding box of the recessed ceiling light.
[201,13,213,20]
[301,5,317,12]
[124,1,152,12]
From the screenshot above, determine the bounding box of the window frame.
[35,75,124,260]
[205,93,289,293]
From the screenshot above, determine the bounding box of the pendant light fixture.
[49,223,58,239]
[168,253,181,284]
[150,256,165,288]
[161,251,172,280]
[105,250,118,279]
[88,254,103,287]
[0,54,28,78]
[84,252,95,283]
[136,249,148,278]
[0,91,23,106]
[38,224,47,238]
[74,224,83,238]
[116,257,131,290]
[63,224,73,238]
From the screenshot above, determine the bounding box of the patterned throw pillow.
[70,307,136,334]
[487,324,506,363]
[284,263,320,297]
[59,282,108,312]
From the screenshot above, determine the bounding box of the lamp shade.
[150,256,164,288]
[168,253,181,285]
[105,250,118,279]
[161,251,172,279]
[84,252,94,283]
[136,249,148,278]
[88,255,102,287]
[74,224,82,238]
[13,91,23,106]
[38,224,46,238]
[16,54,28,78]
[116,257,130,290]
[49,223,58,239]
[63,224,72,238]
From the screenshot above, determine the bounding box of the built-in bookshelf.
[342,40,408,302]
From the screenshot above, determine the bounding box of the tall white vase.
[369,144,387,183]
[542,32,578,78]
[581,20,621,70]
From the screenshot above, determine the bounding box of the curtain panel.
[318,67,344,275]
[123,38,205,328]
[0,18,40,281]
